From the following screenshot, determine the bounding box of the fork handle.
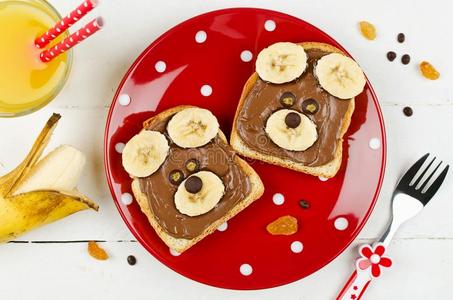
[336,270,371,300]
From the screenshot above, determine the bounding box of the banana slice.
[167,107,219,148]
[122,130,169,177]
[314,53,366,99]
[174,171,225,217]
[265,109,318,151]
[256,42,307,84]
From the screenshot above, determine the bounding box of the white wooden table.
[1,0,452,299]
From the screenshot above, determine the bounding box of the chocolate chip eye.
[185,159,200,173]
[185,176,203,194]
[168,170,184,185]
[285,112,301,128]
[279,92,296,108]
[301,98,319,114]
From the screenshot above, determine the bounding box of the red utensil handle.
[336,270,371,300]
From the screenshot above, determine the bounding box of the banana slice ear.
[167,107,219,148]
[122,131,169,178]
[314,53,366,99]
[256,42,308,84]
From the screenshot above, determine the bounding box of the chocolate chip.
[299,200,310,209]
[401,54,410,65]
[169,170,184,185]
[403,106,413,117]
[397,33,405,43]
[302,98,319,114]
[185,176,202,193]
[127,255,136,265]
[185,159,200,172]
[285,112,301,128]
[279,92,296,108]
[386,51,396,62]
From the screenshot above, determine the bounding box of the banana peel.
[0,114,98,242]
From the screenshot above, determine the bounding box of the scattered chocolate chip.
[285,112,301,128]
[299,200,310,209]
[401,54,411,65]
[397,33,405,43]
[403,106,413,117]
[302,98,319,114]
[280,92,296,108]
[185,176,203,193]
[127,255,136,265]
[169,170,184,185]
[185,159,200,172]
[386,51,397,62]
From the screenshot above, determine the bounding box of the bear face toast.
[231,42,366,178]
[122,106,264,253]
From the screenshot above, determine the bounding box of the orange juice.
[0,0,72,117]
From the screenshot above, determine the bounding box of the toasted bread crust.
[132,106,264,253]
[230,42,355,178]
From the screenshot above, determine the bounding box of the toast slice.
[230,42,356,178]
[131,106,264,253]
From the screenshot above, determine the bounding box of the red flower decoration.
[356,243,392,278]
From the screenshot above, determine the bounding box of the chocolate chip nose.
[185,176,203,194]
[285,112,301,128]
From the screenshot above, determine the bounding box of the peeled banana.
[0,114,98,243]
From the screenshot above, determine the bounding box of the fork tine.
[397,153,429,187]
[419,160,442,191]
[423,165,449,201]
[413,156,436,187]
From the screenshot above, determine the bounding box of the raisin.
[359,21,376,40]
[88,241,109,260]
[419,61,440,80]
[266,215,298,235]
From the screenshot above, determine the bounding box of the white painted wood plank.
[0,239,451,299]
[42,0,452,111]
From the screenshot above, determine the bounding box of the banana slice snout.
[315,53,366,99]
[265,109,318,151]
[167,107,220,148]
[256,42,308,84]
[122,130,169,177]
[174,171,225,217]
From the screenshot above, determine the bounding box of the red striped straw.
[35,0,99,49]
[40,17,103,62]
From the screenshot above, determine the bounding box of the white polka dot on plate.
[118,94,130,106]
[155,61,166,73]
[240,50,253,62]
[200,84,212,96]
[264,20,276,31]
[115,143,125,154]
[217,222,228,232]
[120,193,133,205]
[195,30,207,43]
[290,241,303,253]
[272,193,285,205]
[334,217,349,231]
[318,176,328,182]
[240,263,253,276]
[169,248,181,256]
[369,138,381,150]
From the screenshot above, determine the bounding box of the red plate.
[104,8,386,290]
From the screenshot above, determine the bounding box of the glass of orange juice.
[0,0,72,117]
